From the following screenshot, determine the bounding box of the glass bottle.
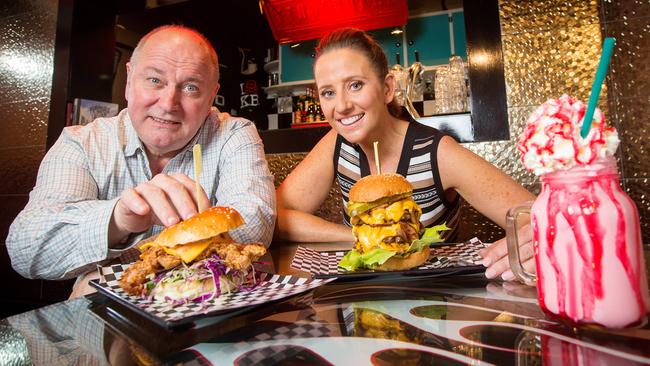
[390,53,406,106]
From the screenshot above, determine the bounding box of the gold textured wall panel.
[601,2,650,243]
[266,153,344,224]
[491,0,649,244]
[268,0,650,244]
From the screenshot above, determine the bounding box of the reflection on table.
[1,242,649,365]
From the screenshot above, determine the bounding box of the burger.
[354,307,424,366]
[118,206,266,303]
[339,173,449,271]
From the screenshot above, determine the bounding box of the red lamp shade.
[261,0,408,44]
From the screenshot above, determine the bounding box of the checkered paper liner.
[234,344,326,366]
[90,264,333,327]
[291,237,486,278]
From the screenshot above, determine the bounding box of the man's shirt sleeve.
[214,119,276,246]
[6,129,119,279]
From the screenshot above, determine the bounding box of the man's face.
[125,30,219,158]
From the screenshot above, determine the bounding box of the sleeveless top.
[333,121,461,242]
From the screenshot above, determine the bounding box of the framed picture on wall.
[72,98,119,126]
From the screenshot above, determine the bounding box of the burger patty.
[383,221,419,244]
[194,241,267,270]
[351,207,420,226]
[119,246,180,296]
[353,221,421,254]
[119,241,267,296]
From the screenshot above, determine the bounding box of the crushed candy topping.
[518,94,619,175]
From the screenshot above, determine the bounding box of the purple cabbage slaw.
[141,254,263,305]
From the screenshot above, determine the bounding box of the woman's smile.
[337,113,365,126]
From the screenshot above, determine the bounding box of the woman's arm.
[275,130,354,242]
[437,136,536,280]
[437,136,534,227]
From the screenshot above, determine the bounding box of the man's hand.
[109,173,210,246]
[479,224,536,282]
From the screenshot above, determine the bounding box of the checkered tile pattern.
[252,322,334,341]
[431,237,485,265]
[91,264,334,326]
[235,345,322,366]
[290,237,486,278]
[342,305,355,335]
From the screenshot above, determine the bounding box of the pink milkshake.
[514,94,649,328]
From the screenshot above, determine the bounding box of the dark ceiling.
[115,0,276,68]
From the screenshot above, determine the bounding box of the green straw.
[581,37,616,138]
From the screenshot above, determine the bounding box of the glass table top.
[2,242,649,365]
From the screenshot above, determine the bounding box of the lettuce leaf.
[338,222,452,271]
[338,248,397,271]
[409,223,451,251]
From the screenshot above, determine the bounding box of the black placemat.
[291,237,486,279]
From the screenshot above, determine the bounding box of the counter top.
[2,242,649,365]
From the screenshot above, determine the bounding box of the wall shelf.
[263,79,315,98]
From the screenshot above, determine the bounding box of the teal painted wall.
[452,12,467,60]
[280,40,318,83]
[280,12,466,82]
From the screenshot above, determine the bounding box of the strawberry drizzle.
[535,161,647,327]
[519,94,617,174]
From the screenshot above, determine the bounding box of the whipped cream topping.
[518,94,619,175]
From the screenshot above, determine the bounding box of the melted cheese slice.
[162,241,210,263]
[139,234,232,263]
[357,199,421,225]
[353,224,407,253]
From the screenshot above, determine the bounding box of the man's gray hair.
[130,25,219,81]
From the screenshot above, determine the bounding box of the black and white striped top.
[333,122,461,242]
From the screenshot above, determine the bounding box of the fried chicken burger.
[339,174,449,271]
[118,206,266,303]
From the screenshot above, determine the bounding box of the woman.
[276,28,534,280]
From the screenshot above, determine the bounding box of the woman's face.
[314,48,394,145]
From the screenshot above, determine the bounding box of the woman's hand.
[479,224,536,282]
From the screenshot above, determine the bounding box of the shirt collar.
[124,112,144,157]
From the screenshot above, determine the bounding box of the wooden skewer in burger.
[339,141,449,271]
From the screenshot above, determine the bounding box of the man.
[6,26,276,287]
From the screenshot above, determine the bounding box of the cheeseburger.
[118,206,266,303]
[339,173,449,271]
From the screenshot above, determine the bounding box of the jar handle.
[506,202,536,284]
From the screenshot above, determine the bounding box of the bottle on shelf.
[316,100,325,122]
[294,94,306,124]
[306,95,316,123]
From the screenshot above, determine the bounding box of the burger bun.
[154,206,244,248]
[375,246,430,271]
[349,173,412,203]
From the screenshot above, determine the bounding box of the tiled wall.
[493,0,650,244]
[601,1,650,244]
[0,0,75,318]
